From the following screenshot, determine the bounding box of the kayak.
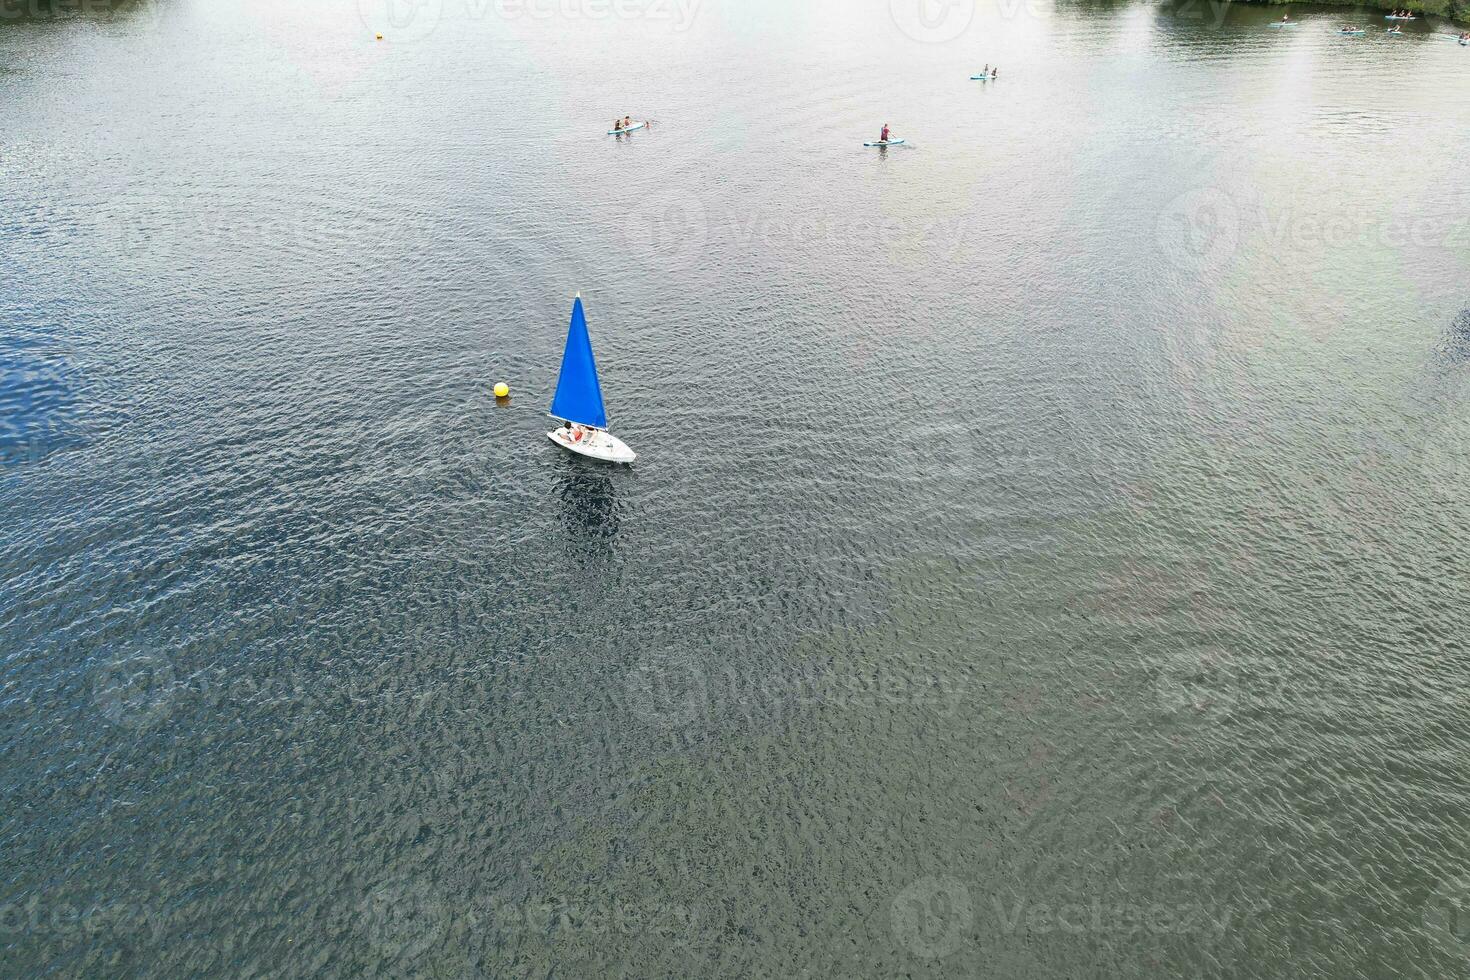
[1384,14,1416,18]
[864,139,905,146]
[1268,21,1299,27]
[1340,28,1366,34]
[607,122,647,135]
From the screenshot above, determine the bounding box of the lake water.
[3,0,1470,974]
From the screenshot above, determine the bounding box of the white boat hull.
[548,427,636,464]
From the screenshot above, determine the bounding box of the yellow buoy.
[375,33,384,40]
[494,382,510,398]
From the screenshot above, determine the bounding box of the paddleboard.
[864,139,905,146]
[970,74,995,80]
[1268,21,1299,27]
[1340,29,1366,34]
[1385,14,1416,18]
[607,122,647,135]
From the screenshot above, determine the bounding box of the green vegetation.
[1159,0,1469,25]
[1260,0,1469,22]
[0,0,158,25]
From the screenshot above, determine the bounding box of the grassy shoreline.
[1240,0,1470,24]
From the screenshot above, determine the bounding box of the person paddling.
[880,123,890,143]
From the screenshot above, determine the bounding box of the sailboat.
[547,294,636,465]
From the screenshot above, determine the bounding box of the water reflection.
[0,340,83,468]
[1438,308,1470,365]
[0,0,159,25]
[553,463,624,559]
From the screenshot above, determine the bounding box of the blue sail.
[548,296,609,429]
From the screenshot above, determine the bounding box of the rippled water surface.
[3,0,1470,974]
